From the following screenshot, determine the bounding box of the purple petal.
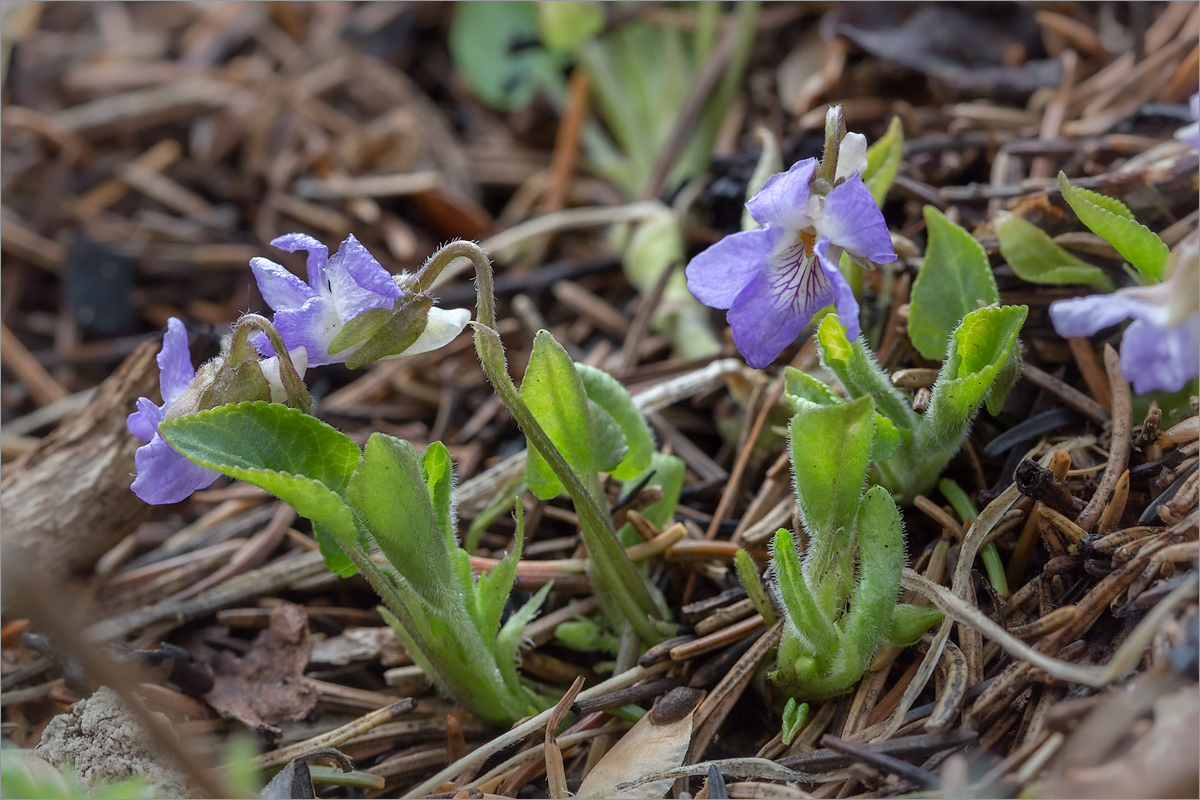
[745,159,817,230]
[818,176,895,264]
[270,233,329,288]
[271,297,342,366]
[325,235,402,322]
[725,242,841,368]
[251,257,316,311]
[726,272,813,368]
[686,227,779,309]
[158,318,195,406]
[130,434,220,505]
[1048,293,1150,339]
[1119,314,1200,394]
[816,240,861,340]
[127,396,164,442]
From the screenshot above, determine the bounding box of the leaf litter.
[0,3,1197,799]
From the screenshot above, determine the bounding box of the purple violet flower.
[127,318,221,504]
[1050,230,1199,394]
[685,136,895,368]
[251,233,470,367]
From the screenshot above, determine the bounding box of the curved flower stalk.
[127,315,309,504]
[686,107,895,367]
[252,233,471,368]
[1049,210,1199,394]
[410,242,671,644]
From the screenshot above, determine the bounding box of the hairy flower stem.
[419,242,668,644]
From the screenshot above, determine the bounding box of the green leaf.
[841,485,904,667]
[476,499,526,641]
[735,549,776,626]
[783,367,842,408]
[908,206,1000,360]
[520,330,598,499]
[159,402,360,545]
[449,2,564,112]
[789,396,875,544]
[995,212,1115,291]
[422,442,459,556]
[816,316,918,432]
[936,478,977,522]
[314,524,356,577]
[537,0,604,52]
[771,529,838,659]
[780,698,809,746]
[920,305,1028,456]
[863,116,904,207]
[785,367,899,462]
[1058,172,1168,281]
[586,399,628,473]
[495,582,552,700]
[578,363,654,480]
[378,605,449,698]
[885,603,944,647]
[983,341,1022,417]
[345,435,452,603]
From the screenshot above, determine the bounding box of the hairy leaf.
[160,403,359,545]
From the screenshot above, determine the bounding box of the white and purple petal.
[130,433,220,505]
[835,133,868,182]
[270,232,329,287]
[251,257,317,311]
[685,226,781,309]
[398,307,472,357]
[1048,293,1153,339]
[127,396,164,443]
[158,317,196,405]
[723,234,848,368]
[727,268,817,368]
[1119,313,1200,394]
[745,159,818,230]
[817,176,896,264]
[815,239,862,340]
[271,298,341,366]
[335,235,403,300]
[325,235,402,322]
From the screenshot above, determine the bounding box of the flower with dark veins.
[127,318,221,504]
[685,127,895,368]
[251,233,470,367]
[1050,229,1199,394]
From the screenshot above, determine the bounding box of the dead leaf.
[576,687,704,799]
[309,626,406,667]
[205,603,317,737]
